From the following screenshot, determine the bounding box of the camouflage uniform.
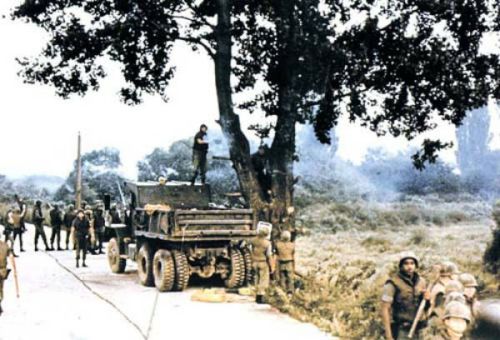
[0,240,12,315]
[250,228,272,303]
[275,231,295,294]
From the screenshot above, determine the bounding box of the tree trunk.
[213,0,266,214]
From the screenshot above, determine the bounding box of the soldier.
[93,206,105,254]
[72,209,90,268]
[423,301,471,339]
[190,124,209,186]
[275,230,295,296]
[381,251,430,340]
[32,200,51,251]
[0,239,12,316]
[251,145,272,202]
[429,261,461,319]
[63,205,76,250]
[458,273,480,319]
[84,209,96,255]
[4,207,20,257]
[250,226,273,304]
[14,195,26,252]
[49,204,63,251]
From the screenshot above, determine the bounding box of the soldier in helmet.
[93,205,105,254]
[63,205,76,250]
[428,261,461,318]
[458,273,480,320]
[275,230,295,296]
[72,209,90,268]
[423,301,471,339]
[49,204,64,251]
[250,225,273,304]
[0,239,13,316]
[381,251,430,340]
[32,200,51,251]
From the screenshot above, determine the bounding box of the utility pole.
[76,132,82,209]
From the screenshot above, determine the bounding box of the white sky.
[0,0,498,180]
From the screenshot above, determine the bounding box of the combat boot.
[82,261,88,268]
[256,295,264,304]
[0,303,3,316]
[76,260,79,268]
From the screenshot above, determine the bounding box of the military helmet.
[443,301,471,322]
[281,230,292,242]
[258,226,270,237]
[445,291,467,306]
[398,251,420,268]
[458,273,478,288]
[440,261,460,276]
[35,200,42,206]
[445,280,464,295]
[69,204,74,210]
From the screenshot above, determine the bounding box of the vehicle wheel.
[137,243,154,287]
[224,249,244,289]
[107,238,126,273]
[172,250,190,291]
[240,247,253,286]
[153,249,175,292]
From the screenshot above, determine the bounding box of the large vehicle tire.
[153,249,175,292]
[224,249,244,289]
[240,247,253,286]
[107,238,126,273]
[172,250,190,291]
[137,243,154,287]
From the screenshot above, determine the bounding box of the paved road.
[0,225,334,340]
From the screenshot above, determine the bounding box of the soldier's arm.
[381,283,396,340]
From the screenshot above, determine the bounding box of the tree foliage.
[12,0,500,211]
[54,147,124,203]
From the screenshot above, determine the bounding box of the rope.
[45,252,147,340]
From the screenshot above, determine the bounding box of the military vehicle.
[104,180,257,292]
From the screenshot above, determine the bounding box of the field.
[270,199,499,339]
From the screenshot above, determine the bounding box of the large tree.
[13,0,499,229]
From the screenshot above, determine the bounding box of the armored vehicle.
[105,180,257,292]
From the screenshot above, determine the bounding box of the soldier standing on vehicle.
[0,239,13,316]
[93,206,105,254]
[251,145,272,202]
[14,195,26,252]
[275,230,295,296]
[381,251,430,340]
[250,226,273,304]
[32,200,51,251]
[49,204,63,251]
[63,205,76,250]
[190,124,209,186]
[72,210,90,268]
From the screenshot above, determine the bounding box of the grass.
[273,200,498,339]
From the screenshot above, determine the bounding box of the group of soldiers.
[381,251,479,340]
[2,197,110,262]
[249,224,296,304]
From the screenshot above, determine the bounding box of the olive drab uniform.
[0,240,12,315]
[73,215,90,267]
[49,207,63,250]
[63,208,76,250]
[250,236,272,298]
[190,129,208,185]
[93,209,105,254]
[275,239,295,294]
[381,272,428,339]
[32,204,50,251]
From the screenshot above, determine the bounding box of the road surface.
[0,225,334,340]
